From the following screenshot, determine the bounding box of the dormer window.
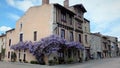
[61,12,66,22]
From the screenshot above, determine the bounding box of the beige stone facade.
[5,29,15,61]
[5,4,54,62]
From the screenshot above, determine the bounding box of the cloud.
[103,22,120,40]
[0,26,12,32]
[77,0,120,40]
[8,13,20,20]
[6,0,41,12]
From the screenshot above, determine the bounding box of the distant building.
[107,36,119,57]
[90,33,102,59]
[101,35,118,58]
[0,34,6,60]
[90,33,119,59]
[118,41,120,56]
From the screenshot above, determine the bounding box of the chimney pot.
[64,0,69,8]
[42,0,49,5]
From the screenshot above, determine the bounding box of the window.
[61,12,66,22]
[85,27,87,32]
[79,34,82,43]
[9,39,11,46]
[104,43,107,49]
[68,49,71,58]
[20,33,23,42]
[70,31,74,41]
[77,9,82,18]
[2,38,3,42]
[61,29,65,39]
[20,23,22,29]
[85,35,87,43]
[23,50,26,61]
[23,54,26,61]
[8,52,10,58]
[78,22,82,29]
[34,31,37,41]
[69,16,72,25]
[19,50,20,59]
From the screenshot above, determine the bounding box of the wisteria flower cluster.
[10,41,33,50]
[11,34,84,64]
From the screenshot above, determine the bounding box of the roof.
[0,34,6,37]
[6,28,15,33]
[90,33,102,37]
[84,18,90,22]
[72,4,87,13]
[54,3,75,15]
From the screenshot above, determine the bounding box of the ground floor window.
[18,50,20,59]
[23,50,26,62]
[8,51,10,58]
[23,54,26,62]
[68,49,71,58]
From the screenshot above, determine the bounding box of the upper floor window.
[85,27,87,32]
[34,31,37,41]
[77,9,82,18]
[79,34,82,43]
[20,33,23,42]
[104,43,107,49]
[78,22,82,29]
[61,29,65,39]
[2,38,3,42]
[85,35,87,43]
[9,39,11,46]
[70,31,74,41]
[61,12,66,22]
[20,23,22,30]
[69,16,72,25]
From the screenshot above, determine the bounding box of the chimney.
[42,0,49,5]
[64,0,69,8]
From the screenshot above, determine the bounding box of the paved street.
[0,57,120,68]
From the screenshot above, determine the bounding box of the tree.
[29,35,67,64]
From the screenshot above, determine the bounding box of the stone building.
[2,0,90,64]
[0,34,6,60]
[107,36,118,57]
[90,33,102,59]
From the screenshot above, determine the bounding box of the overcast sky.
[0,0,120,40]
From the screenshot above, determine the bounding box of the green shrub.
[55,61,59,64]
[48,60,54,65]
[67,58,73,63]
[30,61,39,64]
[24,60,28,63]
[11,52,16,62]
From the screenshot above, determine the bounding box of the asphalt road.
[0,57,120,68]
